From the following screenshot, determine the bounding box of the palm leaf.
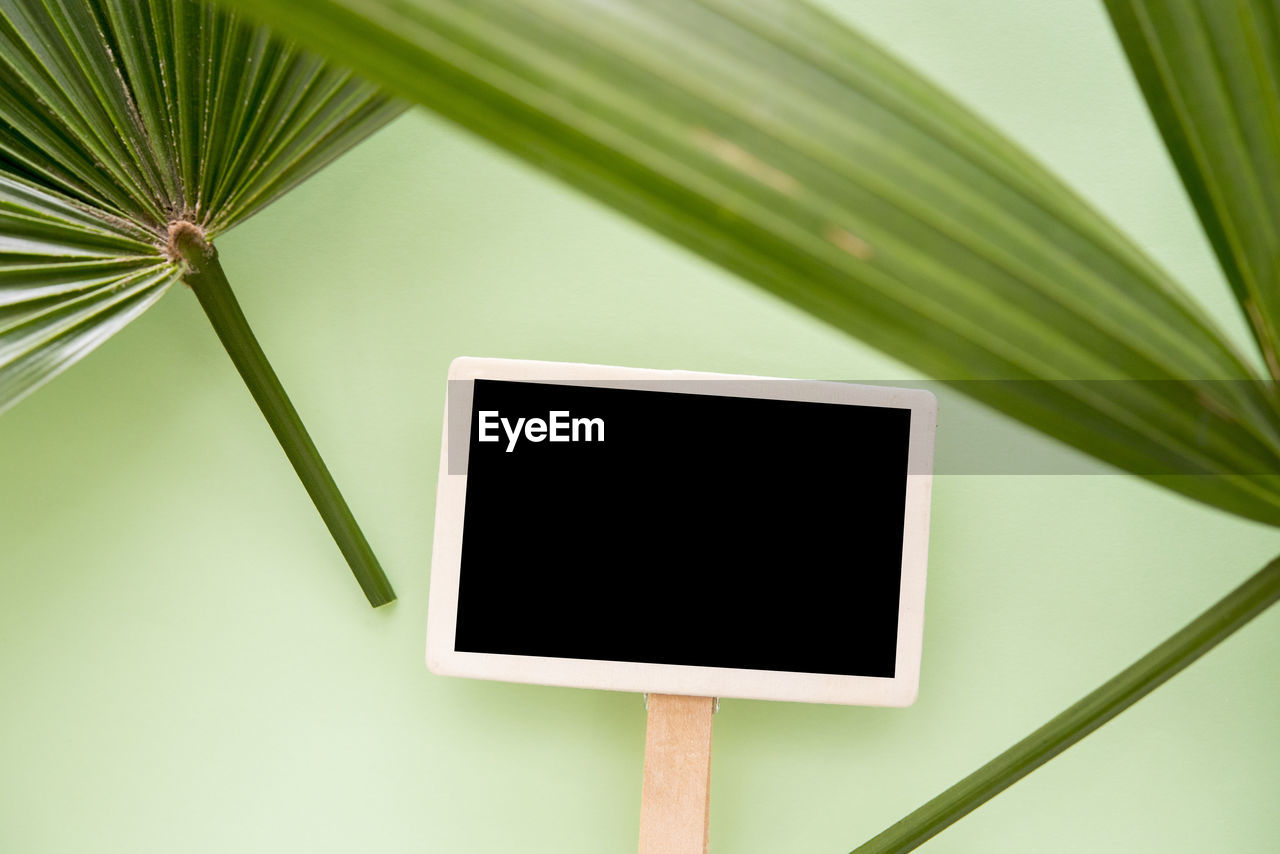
[212,0,1280,848]
[0,174,169,408]
[1106,0,1280,380]
[218,0,1280,525]
[0,0,404,605]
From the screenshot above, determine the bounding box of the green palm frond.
[1106,0,1280,378]
[219,0,1280,526]
[0,0,404,605]
[0,175,168,408]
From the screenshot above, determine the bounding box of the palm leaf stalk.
[170,223,394,606]
[213,0,1280,844]
[0,0,404,605]
[851,555,1280,853]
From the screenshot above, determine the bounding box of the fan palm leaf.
[0,0,404,605]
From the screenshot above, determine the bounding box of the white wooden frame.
[426,357,936,706]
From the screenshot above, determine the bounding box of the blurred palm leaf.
[215,0,1280,848]
[221,0,1280,526]
[1106,0,1280,377]
[0,0,403,604]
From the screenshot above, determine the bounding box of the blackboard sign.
[427,358,936,706]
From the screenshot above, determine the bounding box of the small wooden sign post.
[639,694,716,854]
[426,358,937,852]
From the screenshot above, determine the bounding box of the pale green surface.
[0,2,1278,852]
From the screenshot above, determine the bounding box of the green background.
[2,1,1278,851]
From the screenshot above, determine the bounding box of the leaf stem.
[170,222,395,607]
[852,555,1280,853]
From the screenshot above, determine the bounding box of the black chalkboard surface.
[427,358,936,706]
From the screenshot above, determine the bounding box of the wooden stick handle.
[639,694,715,854]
